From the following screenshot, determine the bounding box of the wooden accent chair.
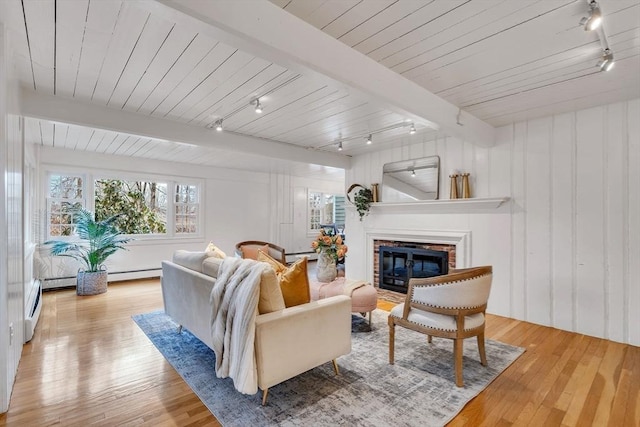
[388,266,493,387]
[235,241,287,265]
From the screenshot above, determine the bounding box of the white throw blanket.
[210,257,265,394]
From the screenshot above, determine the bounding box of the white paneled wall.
[35,147,343,287]
[1,22,26,413]
[346,99,640,346]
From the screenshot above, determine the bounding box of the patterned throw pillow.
[258,251,310,307]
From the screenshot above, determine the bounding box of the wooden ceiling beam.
[144,0,496,147]
[19,89,351,169]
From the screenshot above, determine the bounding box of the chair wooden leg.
[427,335,432,343]
[477,333,487,366]
[388,318,395,365]
[332,359,340,375]
[261,389,269,406]
[454,338,464,387]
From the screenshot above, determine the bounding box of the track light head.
[580,1,602,31]
[409,124,416,135]
[251,98,263,114]
[366,134,372,144]
[337,141,343,151]
[597,48,615,71]
[206,118,224,131]
[411,169,416,177]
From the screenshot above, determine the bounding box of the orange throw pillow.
[258,252,310,307]
[241,244,269,260]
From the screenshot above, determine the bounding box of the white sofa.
[161,251,352,405]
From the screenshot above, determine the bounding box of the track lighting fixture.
[579,1,602,31]
[250,98,263,114]
[597,48,615,71]
[319,120,426,151]
[411,170,416,177]
[206,118,224,131]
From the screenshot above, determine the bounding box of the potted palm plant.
[44,209,132,295]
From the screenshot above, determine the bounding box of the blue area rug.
[133,310,524,427]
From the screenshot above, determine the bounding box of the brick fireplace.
[373,240,456,291]
[363,230,471,289]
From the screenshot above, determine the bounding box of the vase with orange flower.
[311,229,348,282]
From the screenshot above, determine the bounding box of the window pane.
[94,179,167,235]
[174,183,199,234]
[47,174,85,239]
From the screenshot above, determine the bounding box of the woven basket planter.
[76,270,108,296]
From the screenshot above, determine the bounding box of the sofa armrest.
[254,295,352,390]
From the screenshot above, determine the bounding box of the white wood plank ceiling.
[6,0,640,173]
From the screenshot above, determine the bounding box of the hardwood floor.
[1,279,637,426]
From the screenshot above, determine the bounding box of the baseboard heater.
[24,279,42,342]
[41,267,162,290]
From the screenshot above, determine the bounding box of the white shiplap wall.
[1,22,26,413]
[345,98,640,346]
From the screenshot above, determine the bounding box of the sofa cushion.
[204,241,227,259]
[202,257,223,278]
[241,244,270,260]
[173,250,210,273]
[258,252,310,308]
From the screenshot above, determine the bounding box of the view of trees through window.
[94,179,167,234]
[47,173,201,239]
[48,174,84,236]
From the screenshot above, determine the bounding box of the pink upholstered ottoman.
[309,277,378,325]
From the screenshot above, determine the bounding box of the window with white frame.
[45,171,202,239]
[308,191,346,232]
[47,173,85,237]
[174,183,199,234]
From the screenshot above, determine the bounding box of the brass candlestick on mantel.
[449,173,459,199]
[461,173,471,198]
[371,183,379,202]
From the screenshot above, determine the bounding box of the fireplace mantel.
[367,197,510,214]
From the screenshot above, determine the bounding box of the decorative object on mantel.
[347,183,373,220]
[449,171,459,199]
[461,173,471,198]
[371,183,379,202]
[44,209,132,295]
[311,229,348,282]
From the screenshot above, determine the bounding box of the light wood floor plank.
[0,279,636,426]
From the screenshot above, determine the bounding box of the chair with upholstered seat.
[235,241,287,265]
[388,266,493,387]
